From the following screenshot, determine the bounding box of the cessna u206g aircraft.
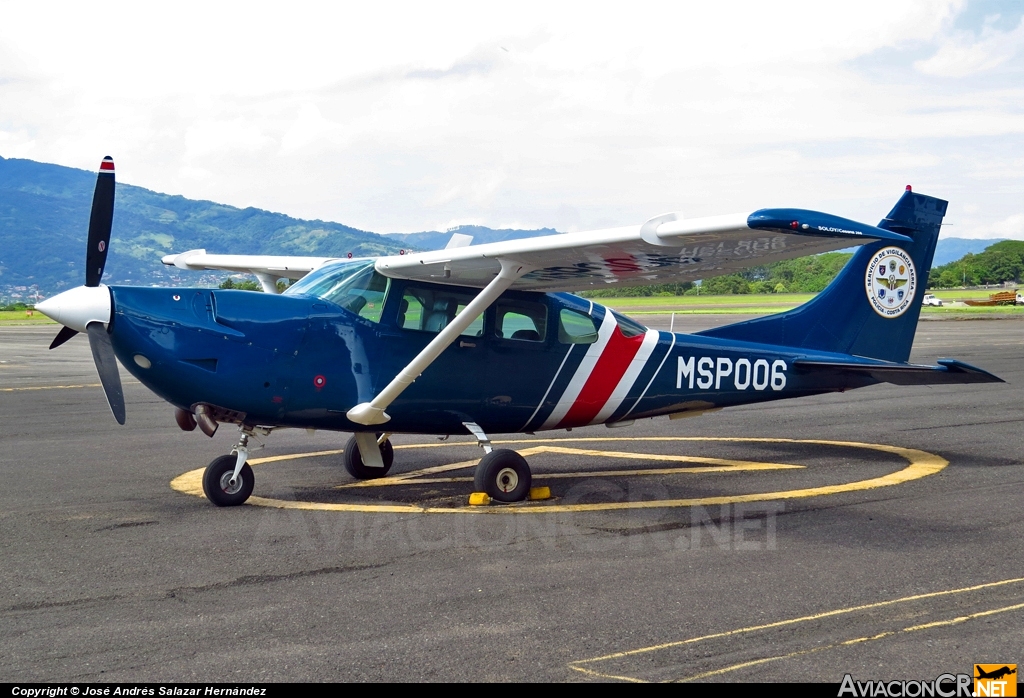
[38,158,1001,506]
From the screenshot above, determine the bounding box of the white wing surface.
[162,249,341,279]
[375,209,911,292]
[161,208,911,293]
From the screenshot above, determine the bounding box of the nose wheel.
[474,449,532,503]
[202,454,255,507]
[201,425,267,506]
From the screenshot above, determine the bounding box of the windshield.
[284,260,390,321]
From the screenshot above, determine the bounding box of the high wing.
[162,208,911,293]
[379,208,911,292]
[162,249,347,292]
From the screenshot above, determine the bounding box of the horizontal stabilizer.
[793,358,1004,385]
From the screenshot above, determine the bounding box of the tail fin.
[698,190,946,363]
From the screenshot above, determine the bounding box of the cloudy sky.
[1,0,1022,238]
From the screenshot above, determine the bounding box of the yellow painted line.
[528,445,803,469]
[841,631,893,645]
[900,600,1024,632]
[569,575,1024,682]
[337,464,801,488]
[0,383,102,392]
[336,445,803,488]
[673,601,1024,683]
[337,449,554,487]
[673,645,832,682]
[171,437,948,516]
[568,664,649,683]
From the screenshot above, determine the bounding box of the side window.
[558,309,598,344]
[398,286,482,337]
[455,302,484,337]
[496,300,547,342]
[397,293,423,330]
[613,311,647,338]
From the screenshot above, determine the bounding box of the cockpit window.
[284,260,390,322]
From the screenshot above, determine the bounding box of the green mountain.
[8,154,1013,302]
[929,240,1024,288]
[388,225,559,250]
[932,237,1008,267]
[0,156,404,297]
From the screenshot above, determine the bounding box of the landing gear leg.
[201,425,267,507]
[464,421,532,503]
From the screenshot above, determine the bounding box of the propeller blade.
[86,321,126,425]
[49,325,80,350]
[85,156,116,287]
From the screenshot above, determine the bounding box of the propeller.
[86,157,115,287]
[36,156,126,424]
[87,321,126,425]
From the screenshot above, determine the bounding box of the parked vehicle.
[922,294,943,307]
[965,291,1016,307]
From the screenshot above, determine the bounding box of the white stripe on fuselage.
[540,312,617,430]
[621,331,677,419]
[520,342,577,432]
[590,329,660,425]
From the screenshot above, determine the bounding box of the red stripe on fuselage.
[557,327,645,427]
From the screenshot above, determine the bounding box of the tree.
[219,278,262,291]
[928,241,1024,288]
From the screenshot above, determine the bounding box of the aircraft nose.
[35,285,112,332]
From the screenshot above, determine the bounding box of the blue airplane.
[37,158,1001,507]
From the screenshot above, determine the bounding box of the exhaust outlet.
[174,408,197,432]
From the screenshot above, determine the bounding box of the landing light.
[134,354,152,369]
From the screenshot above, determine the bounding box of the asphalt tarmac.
[1,316,1022,682]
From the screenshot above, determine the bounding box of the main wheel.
[474,449,531,503]
[343,434,394,479]
[202,454,255,507]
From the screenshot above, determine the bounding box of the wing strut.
[346,259,532,426]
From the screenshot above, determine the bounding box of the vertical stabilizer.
[698,190,946,363]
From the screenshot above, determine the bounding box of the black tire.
[474,449,531,503]
[202,454,255,507]
[343,434,394,479]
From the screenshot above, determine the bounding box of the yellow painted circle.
[170,437,947,514]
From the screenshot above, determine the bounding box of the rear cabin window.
[398,286,484,338]
[495,300,547,342]
[558,309,598,344]
[613,311,647,338]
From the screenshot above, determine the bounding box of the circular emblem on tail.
[865,247,916,318]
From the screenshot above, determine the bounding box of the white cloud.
[2,0,1022,239]
[915,15,1024,77]
[185,119,274,160]
[961,213,1024,239]
[0,129,36,157]
[280,104,347,155]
